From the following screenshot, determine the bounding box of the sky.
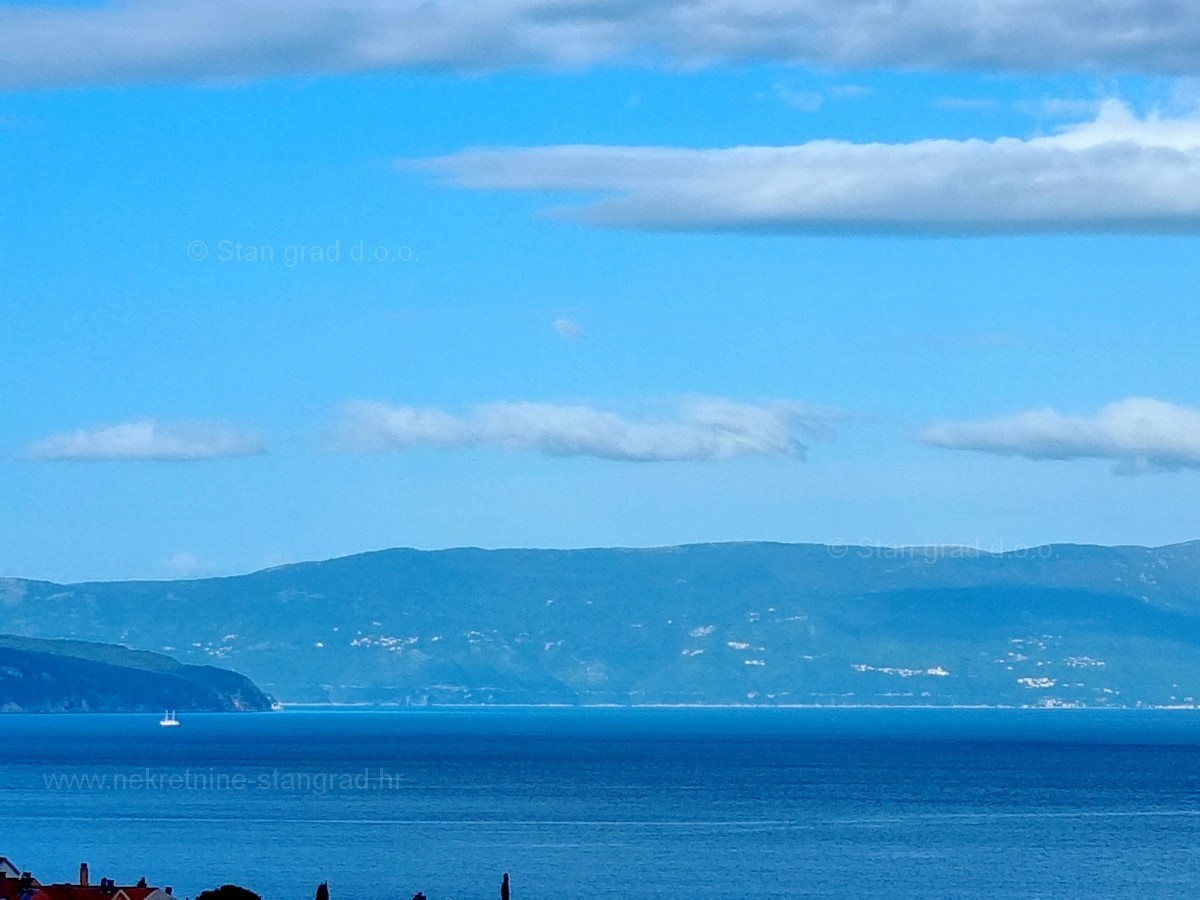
[3,1,1200,582]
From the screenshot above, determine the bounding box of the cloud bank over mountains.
[418,102,1200,235]
[2,0,1199,89]
[918,398,1200,473]
[335,397,839,462]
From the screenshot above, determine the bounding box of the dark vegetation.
[0,634,273,712]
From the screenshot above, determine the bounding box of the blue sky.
[3,2,1200,581]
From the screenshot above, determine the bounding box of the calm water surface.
[4,709,1200,898]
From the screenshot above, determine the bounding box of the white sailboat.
[159,710,180,727]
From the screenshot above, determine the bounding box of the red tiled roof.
[0,878,42,900]
[0,870,160,900]
[38,885,161,900]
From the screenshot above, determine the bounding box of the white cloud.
[552,317,585,340]
[828,85,874,100]
[1170,78,1200,112]
[335,397,838,462]
[771,83,874,112]
[165,551,205,577]
[1013,97,1104,120]
[772,85,825,113]
[416,102,1200,234]
[917,398,1200,473]
[28,420,265,462]
[934,97,1002,112]
[2,1,1200,89]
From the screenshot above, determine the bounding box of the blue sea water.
[4,709,1200,898]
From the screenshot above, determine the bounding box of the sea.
[4,708,1200,898]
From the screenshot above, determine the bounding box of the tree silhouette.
[315,883,329,900]
[501,872,510,900]
[195,886,260,900]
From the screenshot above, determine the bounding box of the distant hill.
[3,542,1200,707]
[0,634,275,713]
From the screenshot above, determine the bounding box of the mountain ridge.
[15,538,1200,587]
[4,541,1200,708]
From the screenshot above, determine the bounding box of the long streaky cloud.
[335,398,838,462]
[417,102,1200,235]
[2,1,1200,89]
[917,398,1200,473]
[27,420,265,462]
